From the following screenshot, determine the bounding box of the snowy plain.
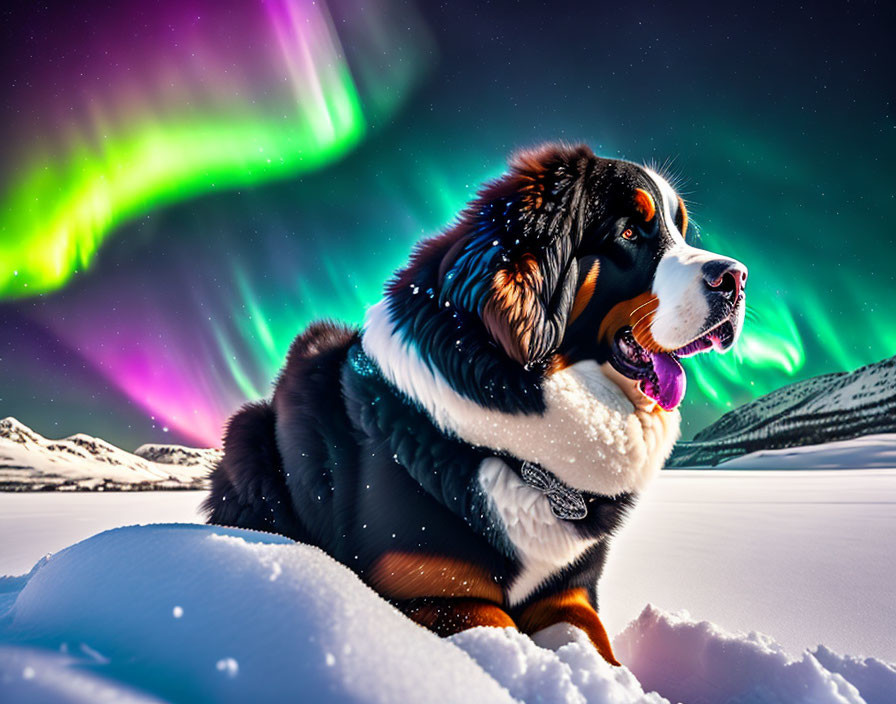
[716,433,896,470]
[1,468,895,703]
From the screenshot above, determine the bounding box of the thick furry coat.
[204,143,747,664]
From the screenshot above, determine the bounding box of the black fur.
[205,323,634,607]
[203,400,306,540]
[205,143,690,642]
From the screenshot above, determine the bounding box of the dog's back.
[203,321,358,543]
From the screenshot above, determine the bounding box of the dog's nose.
[702,260,747,303]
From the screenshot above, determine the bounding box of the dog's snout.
[702,260,747,302]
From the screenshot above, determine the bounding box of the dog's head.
[386,143,746,412]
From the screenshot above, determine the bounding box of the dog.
[203,143,747,665]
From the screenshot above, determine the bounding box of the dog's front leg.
[394,596,516,637]
[514,587,620,666]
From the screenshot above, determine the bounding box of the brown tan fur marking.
[569,260,600,324]
[634,188,656,222]
[516,588,620,666]
[482,254,543,364]
[677,195,688,235]
[546,353,572,375]
[596,292,665,353]
[398,597,516,637]
[369,552,504,602]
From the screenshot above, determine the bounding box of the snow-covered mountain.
[669,355,896,467]
[0,417,219,491]
[133,442,221,471]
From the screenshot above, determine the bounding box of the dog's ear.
[439,144,597,367]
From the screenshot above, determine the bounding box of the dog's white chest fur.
[362,300,681,498]
[467,358,680,496]
[478,457,596,605]
[363,300,682,604]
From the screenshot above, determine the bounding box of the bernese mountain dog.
[203,142,747,665]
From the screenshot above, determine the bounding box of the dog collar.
[519,460,588,520]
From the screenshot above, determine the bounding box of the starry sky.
[1,0,894,449]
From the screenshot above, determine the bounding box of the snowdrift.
[0,524,893,704]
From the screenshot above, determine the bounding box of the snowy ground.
[1,469,895,703]
[0,492,205,577]
[601,468,896,662]
[716,433,896,470]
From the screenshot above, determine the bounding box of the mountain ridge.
[0,417,220,491]
[669,355,896,467]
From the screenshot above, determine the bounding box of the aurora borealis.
[1,1,894,448]
[0,0,381,299]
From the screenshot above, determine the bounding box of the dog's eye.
[621,228,636,241]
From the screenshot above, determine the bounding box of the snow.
[0,417,217,491]
[0,522,894,704]
[1,466,895,703]
[132,444,221,472]
[600,469,896,662]
[714,433,896,469]
[615,607,871,704]
[667,356,896,468]
[0,524,517,704]
[0,645,166,704]
[813,646,896,704]
[0,492,205,576]
[450,625,666,703]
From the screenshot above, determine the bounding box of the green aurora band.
[4,116,889,424]
[0,0,367,299]
[0,84,364,301]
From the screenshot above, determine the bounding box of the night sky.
[1,0,894,449]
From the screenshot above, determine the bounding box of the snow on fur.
[361,301,679,498]
[0,524,893,704]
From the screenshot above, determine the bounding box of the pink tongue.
[644,352,686,410]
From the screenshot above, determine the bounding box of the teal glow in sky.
[1,0,892,447]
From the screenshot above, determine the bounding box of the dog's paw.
[531,622,622,666]
[530,622,591,651]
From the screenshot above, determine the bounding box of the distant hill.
[0,417,220,491]
[668,356,896,467]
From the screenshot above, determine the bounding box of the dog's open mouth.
[610,321,736,410]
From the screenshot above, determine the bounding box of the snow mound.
[812,645,896,704]
[0,524,516,704]
[450,625,666,703]
[0,417,214,491]
[716,433,896,470]
[614,605,891,704]
[0,524,893,704]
